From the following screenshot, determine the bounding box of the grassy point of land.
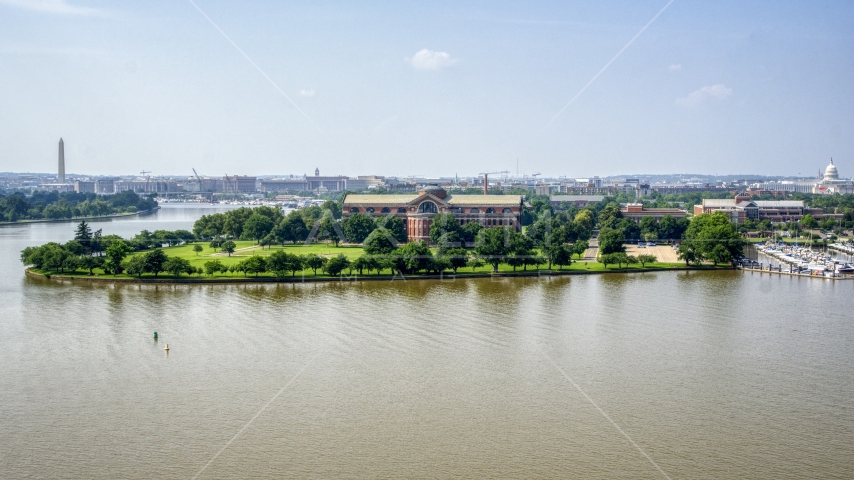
[30,237,717,280]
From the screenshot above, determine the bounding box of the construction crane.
[224,173,237,193]
[478,170,510,195]
[140,171,151,194]
[192,168,214,203]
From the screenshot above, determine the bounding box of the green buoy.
[153,332,158,340]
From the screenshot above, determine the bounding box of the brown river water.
[1,204,852,479]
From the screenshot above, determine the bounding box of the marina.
[751,242,854,278]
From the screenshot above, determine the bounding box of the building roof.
[753,200,804,208]
[550,195,605,203]
[702,199,737,208]
[342,193,522,206]
[342,194,416,204]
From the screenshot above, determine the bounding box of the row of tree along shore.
[20,199,744,281]
[1,190,157,222]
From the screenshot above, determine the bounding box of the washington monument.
[58,138,65,184]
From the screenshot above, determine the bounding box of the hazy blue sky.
[0,0,851,178]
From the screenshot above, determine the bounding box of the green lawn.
[34,237,700,281]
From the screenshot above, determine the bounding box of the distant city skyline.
[0,1,851,178]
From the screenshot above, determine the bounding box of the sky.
[0,0,852,179]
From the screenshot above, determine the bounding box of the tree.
[223,207,253,239]
[548,243,572,270]
[597,204,624,230]
[221,240,236,256]
[342,213,375,244]
[707,244,732,266]
[474,227,509,272]
[677,242,701,266]
[363,227,398,255]
[304,253,326,275]
[800,214,817,229]
[390,241,432,274]
[429,213,461,244]
[573,210,595,239]
[61,255,80,273]
[259,234,275,249]
[105,240,132,275]
[572,240,589,259]
[467,257,485,272]
[79,255,103,275]
[192,213,221,239]
[64,240,85,256]
[193,244,203,255]
[436,231,463,255]
[322,200,342,219]
[204,259,226,276]
[275,211,308,244]
[242,255,267,277]
[323,254,351,276]
[143,249,168,277]
[637,254,657,267]
[243,213,275,243]
[460,222,482,246]
[598,228,626,255]
[209,237,222,252]
[374,216,407,243]
[352,256,374,275]
[600,253,614,268]
[507,231,534,271]
[91,229,103,255]
[639,216,658,240]
[287,254,304,277]
[430,255,452,274]
[74,221,93,252]
[267,251,292,279]
[318,213,342,246]
[123,255,147,278]
[685,212,745,266]
[164,256,192,277]
[445,248,469,273]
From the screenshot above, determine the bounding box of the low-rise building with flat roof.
[694,195,842,223]
[621,203,687,223]
[550,195,604,209]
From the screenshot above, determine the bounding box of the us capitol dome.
[823,158,840,181]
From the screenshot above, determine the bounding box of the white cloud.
[406,49,458,70]
[676,84,732,107]
[0,0,104,15]
[299,89,315,97]
[669,63,682,71]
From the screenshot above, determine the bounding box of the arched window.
[366,207,375,213]
[349,207,359,213]
[470,208,480,213]
[453,207,463,213]
[418,201,438,213]
[502,208,512,213]
[486,208,495,214]
[398,207,406,213]
[381,207,390,213]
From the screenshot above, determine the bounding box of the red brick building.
[621,203,687,223]
[342,186,524,243]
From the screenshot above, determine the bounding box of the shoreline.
[0,207,160,227]
[26,265,731,285]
